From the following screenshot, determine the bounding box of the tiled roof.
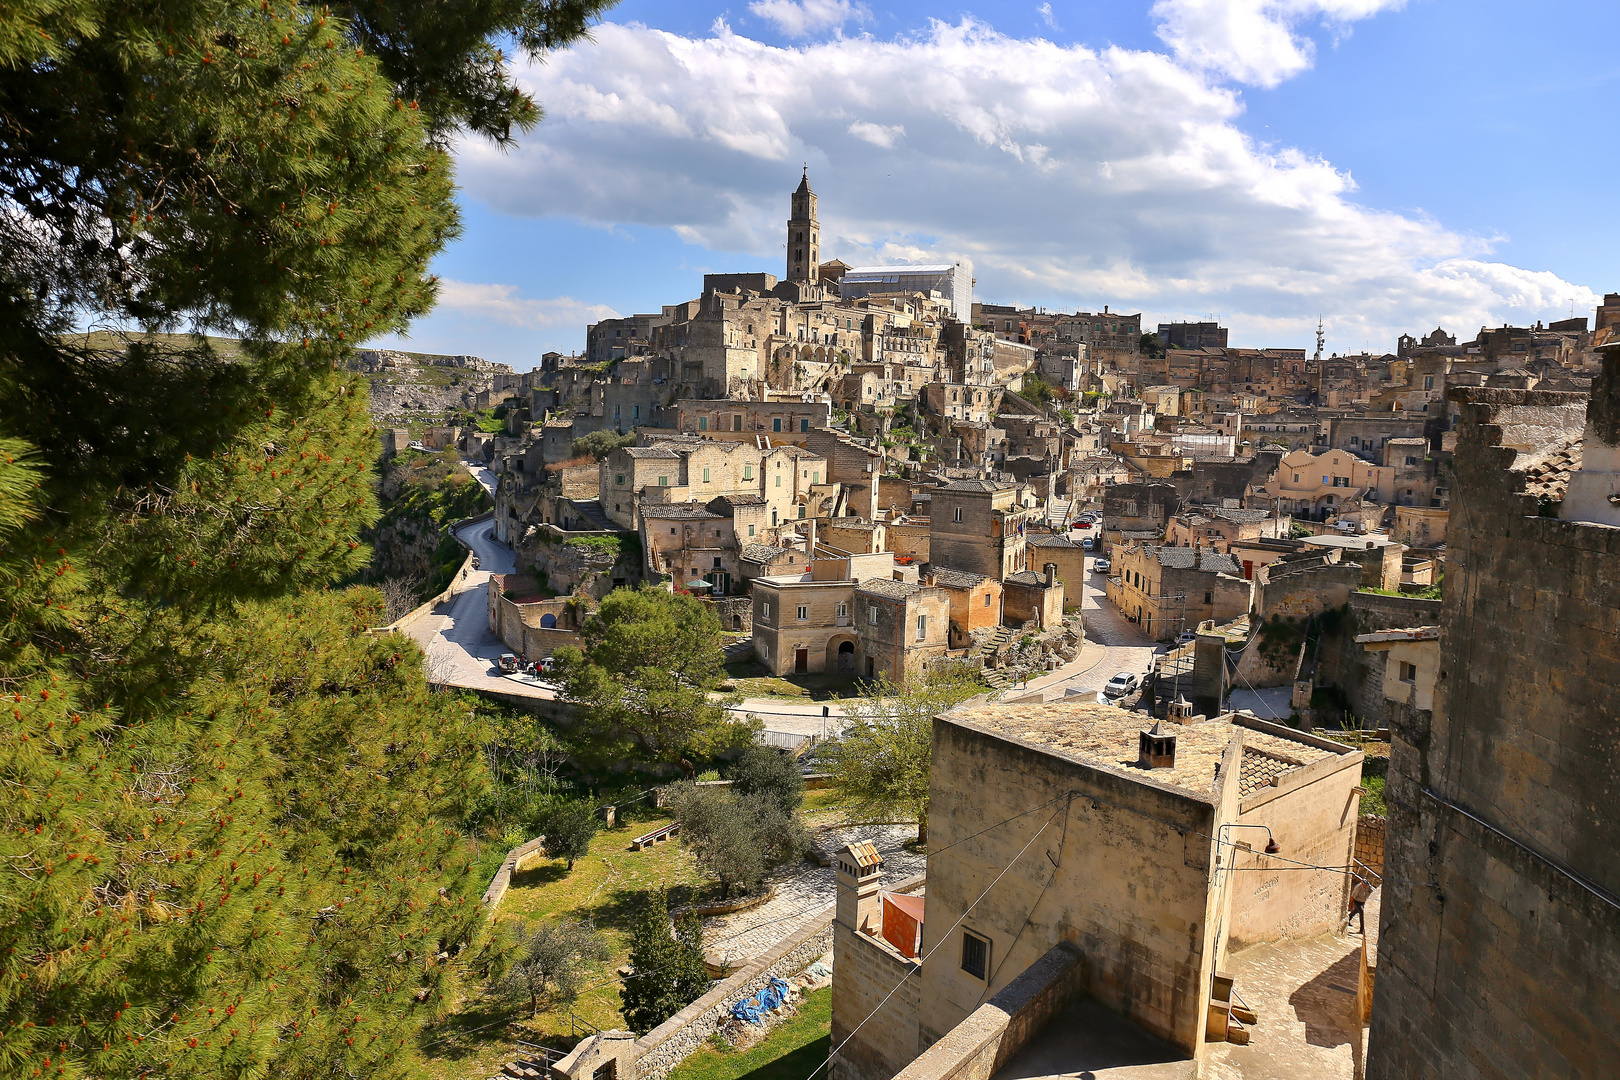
[1212,508,1271,524]
[642,504,722,521]
[741,544,790,562]
[1003,570,1052,587]
[1521,437,1582,503]
[621,446,680,459]
[707,494,766,510]
[857,577,922,600]
[938,478,1010,492]
[1155,547,1242,574]
[1239,746,1308,797]
[930,566,987,589]
[1027,533,1080,548]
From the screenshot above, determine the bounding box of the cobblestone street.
[701,822,926,966]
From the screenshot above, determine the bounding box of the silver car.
[1102,671,1139,699]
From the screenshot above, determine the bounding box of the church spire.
[787,169,819,283]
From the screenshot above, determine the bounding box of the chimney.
[835,841,885,933]
[1138,721,1177,770]
[1044,562,1058,588]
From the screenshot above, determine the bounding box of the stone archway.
[828,636,857,674]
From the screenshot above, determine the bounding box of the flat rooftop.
[944,702,1336,799]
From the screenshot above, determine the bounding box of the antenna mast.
[1314,317,1325,363]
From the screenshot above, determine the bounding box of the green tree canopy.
[553,587,753,773]
[0,0,612,1074]
[571,428,639,461]
[540,798,602,871]
[619,892,709,1036]
[664,784,809,899]
[730,744,805,816]
[828,665,985,844]
[486,920,609,1020]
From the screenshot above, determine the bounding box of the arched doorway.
[540,613,557,629]
[828,637,856,674]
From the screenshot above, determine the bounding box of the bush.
[540,798,601,870]
[730,745,804,815]
[621,892,711,1035]
[486,920,610,1019]
[665,783,809,899]
[573,428,638,461]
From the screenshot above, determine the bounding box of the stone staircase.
[968,626,1014,662]
[1045,498,1075,528]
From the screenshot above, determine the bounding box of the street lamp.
[1215,823,1280,883]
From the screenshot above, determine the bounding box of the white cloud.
[1037,3,1060,31]
[435,280,620,329]
[748,0,869,38]
[1152,0,1406,87]
[454,18,1595,350]
[847,121,905,148]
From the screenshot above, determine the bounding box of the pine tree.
[0,1,614,1075]
[619,892,710,1036]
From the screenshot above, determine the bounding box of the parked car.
[1082,537,1094,551]
[1178,628,1198,643]
[1102,671,1139,699]
[537,656,557,675]
[1093,557,1111,574]
[496,654,520,674]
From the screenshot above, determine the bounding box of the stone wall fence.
[374,508,494,634]
[554,905,837,1080]
[1354,814,1385,886]
[481,834,549,911]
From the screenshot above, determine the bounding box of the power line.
[800,802,1067,1080]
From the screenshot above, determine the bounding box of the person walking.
[1348,874,1374,934]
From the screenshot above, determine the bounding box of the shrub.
[730,744,804,815]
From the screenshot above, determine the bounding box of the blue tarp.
[731,977,791,1025]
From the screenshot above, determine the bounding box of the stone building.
[830,699,1364,1080]
[1369,358,1620,1078]
[750,554,947,679]
[1001,565,1064,629]
[927,567,1003,646]
[928,479,1039,580]
[1100,481,1181,551]
[1105,544,1249,641]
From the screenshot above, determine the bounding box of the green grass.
[666,988,831,1080]
[723,663,864,701]
[418,817,710,1080]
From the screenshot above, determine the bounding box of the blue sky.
[375,0,1620,369]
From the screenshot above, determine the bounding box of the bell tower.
[787,167,819,284]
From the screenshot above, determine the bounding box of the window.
[698,416,708,431]
[733,415,743,431]
[869,607,879,625]
[670,528,676,535]
[633,405,641,419]
[761,602,770,619]
[1293,473,1299,484]
[1400,661,1417,684]
[659,475,668,487]
[797,605,808,621]
[953,507,964,523]
[773,418,783,432]
[916,614,927,640]
[703,468,711,483]
[1406,456,1418,466]
[776,475,783,488]
[813,471,820,484]
[798,506,806,519]
[615,474,625,486]
[985,593,992,607]
[748,524,755,537]
[1204,591,1213,604]
[800,418,810,433]
[837,602,848,618]
[744,465,754,480]
[1424,375,1435,390]
[762,643,770,660]
[961,931,989,980]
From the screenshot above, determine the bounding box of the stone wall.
[885,944,1083,1080]
[1368,384,1620,1078]
[633,908,836,1080]
[1353,815,1384,884]
[831,899,924,1080]
[481,835,548,910]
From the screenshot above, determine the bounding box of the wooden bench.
[629,822,680,851]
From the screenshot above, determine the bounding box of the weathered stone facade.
[1369,377,1620,1079]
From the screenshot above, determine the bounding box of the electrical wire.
[800,803,1067,1080]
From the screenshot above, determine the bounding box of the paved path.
[701,822,927,965]
[1012,563,1163,700]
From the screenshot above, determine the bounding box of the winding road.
[400,463,1162,731]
